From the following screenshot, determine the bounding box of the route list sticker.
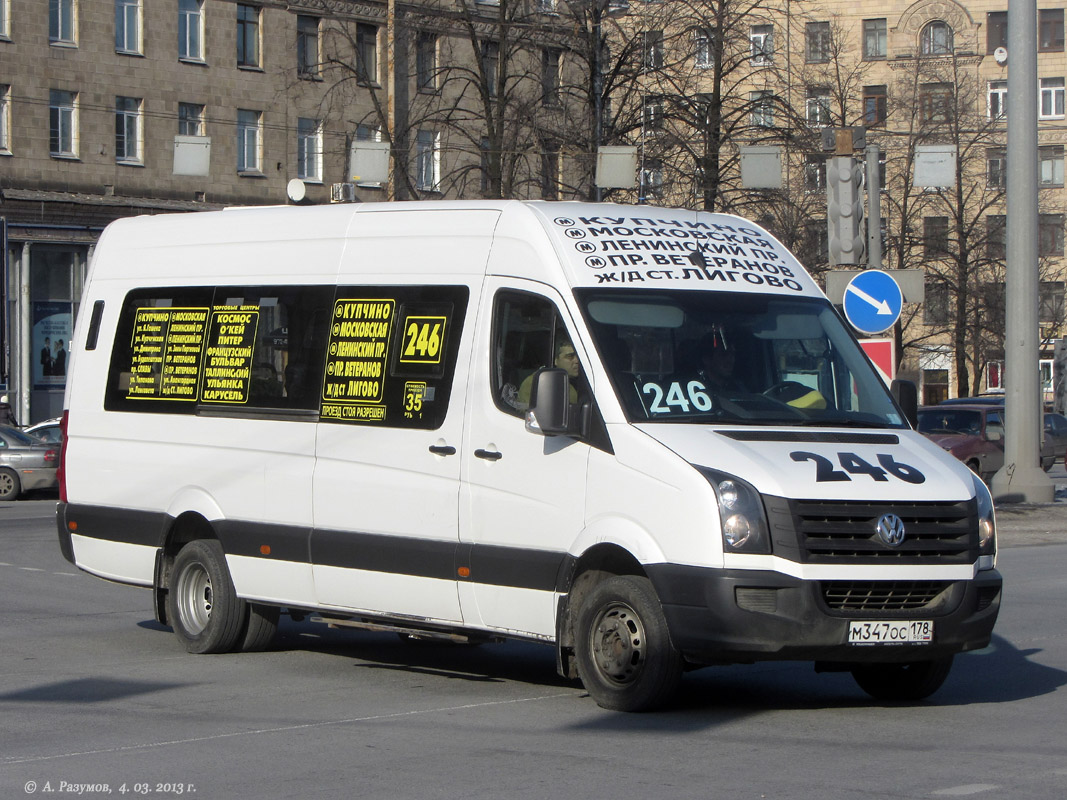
[200,307,259,403]
[127,308,208,400]
[321,298,394,422]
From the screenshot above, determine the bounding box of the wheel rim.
[0,472,14,497]
[589,601,646,686]
[175,561,213,635]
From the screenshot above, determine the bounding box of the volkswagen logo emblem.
[876,513,906,547]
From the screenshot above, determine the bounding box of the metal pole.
[992,0,1053,502]
[865,143,882,269]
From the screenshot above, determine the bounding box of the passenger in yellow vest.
[518,339,581,407]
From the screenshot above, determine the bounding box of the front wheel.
[851,656,954,702]
[167,539,247,654]
[574,575,682,712]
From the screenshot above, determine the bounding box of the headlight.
[699,468,771,555]
[972,473,997,568]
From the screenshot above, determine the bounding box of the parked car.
[0,424,59,501]
[939,395,1006,406]
[1046,412,1067,466]
[937,398,1064,471]
[24,417,63,445]
[919,404,1055,478]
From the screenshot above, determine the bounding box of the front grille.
[822,580,951,611]
[765,497,978,565]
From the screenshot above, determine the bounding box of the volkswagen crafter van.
[57,201,1001,711]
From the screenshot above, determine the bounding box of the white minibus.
[57,201,1001,711]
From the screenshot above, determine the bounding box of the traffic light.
[826,156,866,266]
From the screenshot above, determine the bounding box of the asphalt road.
[1,497,1066,800]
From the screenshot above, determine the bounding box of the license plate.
[848,620,933,645]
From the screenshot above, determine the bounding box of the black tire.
[574,575,683,712]
[167,539,247,654]
[851,656,954,702]
[241,603,279,652]
[0,467,21,501]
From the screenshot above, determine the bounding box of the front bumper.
[646,564,1002,665]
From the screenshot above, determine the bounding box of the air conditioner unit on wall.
[331,182,355,203]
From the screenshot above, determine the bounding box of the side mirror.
[891,379,918,429]
[525,368,576,436]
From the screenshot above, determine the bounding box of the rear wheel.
[241,603,279,652]
[0,468,20,501]
[167,540,247,654]
[574,575,683,712]
[851,656,954,702]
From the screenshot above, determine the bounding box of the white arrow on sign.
[846,282,892,315]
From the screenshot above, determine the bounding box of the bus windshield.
[575,289,905,428]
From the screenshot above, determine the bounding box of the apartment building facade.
[616,0,1066,404]
[0,0,587,423]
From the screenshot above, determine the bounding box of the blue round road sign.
[842,271,903,335]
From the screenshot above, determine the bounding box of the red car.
[919,404,1054,481]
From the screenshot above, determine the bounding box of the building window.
[804,155,827,192]
[479,137,491,194]
[641,158,663,200]
[0,0,9,39]
[806,21,830,63]
[924,280,950,326]
[356,22,377,85]
[115,96,142,163]
[0,84,10,153]
[297,15,319,78]
[236,109,261,173]
[750,24,772,65]
[1041,78,1065,119]
[1040,9,1064,53]
[540,140,560,200]
[806,87,830,127]
[987,81,1007,119]
[542,48,561,107]
[695,28,713,69]
[1040,145,1064,187]
[642,30,663,71]
[297,117,322,182]
[482,41,499,98]
[863,85,887,127]
[920,20,953,56]
[987,148,1006,190]
[178,102,204,136]
[1041,282,1065,323]
[987,12,1007,54]
[354,124,383,187]
[416,32,437,92]
[924,216,950,257]
[237,4,260,68]
[643,95,664,131]
[415,129,440,192]
[863,18,886,60]
[986,214,1006,259]
[50,0,76,44]
[179,0,204,61]
[115,0,140,54]
[920,82,952,124]
[1040,214,1064,256]
[49,89,77,157]
[750,91,774,128]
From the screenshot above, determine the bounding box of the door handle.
[428,444,456,456]
[474,448,503,461]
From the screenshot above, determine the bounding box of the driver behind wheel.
[772,381,828,410]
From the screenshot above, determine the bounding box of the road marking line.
[933,785,1000,796]
[0,692,581,765]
